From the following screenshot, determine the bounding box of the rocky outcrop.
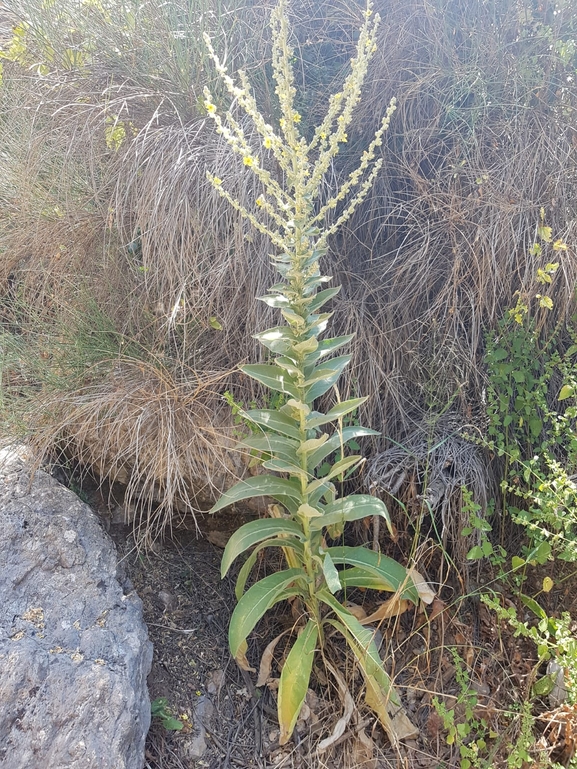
[0,448,153,769]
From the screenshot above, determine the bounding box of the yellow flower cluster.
[203,0,395,278]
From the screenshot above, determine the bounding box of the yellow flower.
[204,101,216,114]
[293,112,301,123]
[256,196,264,207]
[243,156,254,167]
[263,137,272,149]
[213,176,222,186]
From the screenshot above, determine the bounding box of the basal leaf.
[309,494,392,533]
[210,475,303,514]
[321,593,400,708]
[243,409,301,439]
[229,569,307,663]
[241,364,300,399]
[278,620,318,745]
[235,537,305,599]
[222,518,304,577]
[306,397,370,429]
[338,567,398,590]
[327,546,419,603]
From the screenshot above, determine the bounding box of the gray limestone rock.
[0,448,153,769]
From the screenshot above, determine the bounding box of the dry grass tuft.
[21,358,243,542]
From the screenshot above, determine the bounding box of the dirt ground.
[74,476,577,769]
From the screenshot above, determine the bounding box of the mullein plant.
[205,0,427,747]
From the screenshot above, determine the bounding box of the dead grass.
[1,0,577,536]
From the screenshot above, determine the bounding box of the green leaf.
[162,717,184,731]
[490,348,509,362]
[321,592,400,707]
[319,455,363,482]
[239,434,299,464]
[520,593,547,620]
[307,286,341,313]
[559,384,574,401]
[304,355,352,402]
[310,494,392,534]
[466,546,485,560]
[257,294,291,308]
[151,698,168,715]
[302,366,341,388]
[274,357,304,377]
[278,620,319,745]
[532,674,556,697]
[527,540,552,565]
[235,537,305,599]
[241,364,300,399]
[327,546,419,603]
[306,398,369,429]
[338,567,399,590]
[315,334,355,359]
[322,551,342,593]
[221,518,304,577]
[262,458,309,479]
[253,327,295,355]
[297,434,329,455]
[528,417,543,438]
[210,475,303,514]
[229,569,306,663]
[308,426,379,468]
[511,556,525,571]
[243,409,301,439]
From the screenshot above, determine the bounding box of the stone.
[0,448,153,769]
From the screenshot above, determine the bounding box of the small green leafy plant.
[205,0,426,747]
[151,697,184,731]
[433,650,496,769]
[484,219,577,561]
